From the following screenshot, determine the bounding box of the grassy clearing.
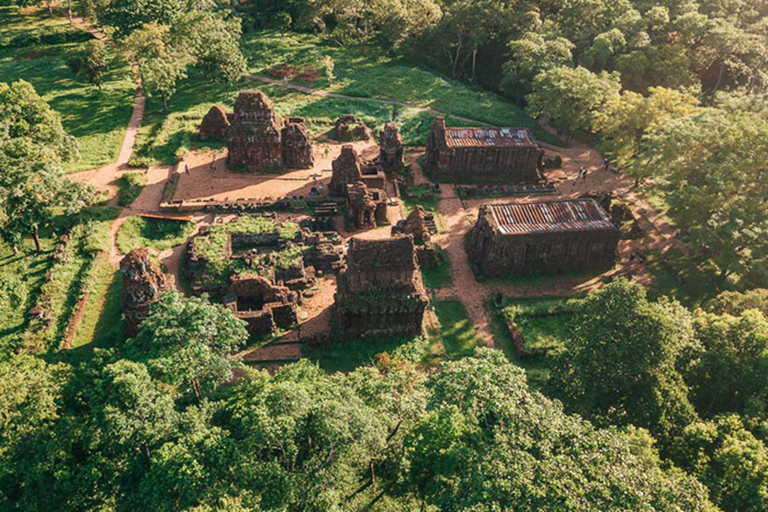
[117,171,148,206]
[0,7,135,173]
[67,256,124,354]
[432,300,482,358]
[645,247,721,307]
[306,335,431,373]
[502,296,575,351]
[242,30,557,144]
[116,216,194,254]
[420,256,453,289]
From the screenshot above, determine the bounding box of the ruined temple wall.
[347,268,416,293]
[436,146,541,184]
[470,225,619,276]
[334,307,426,339]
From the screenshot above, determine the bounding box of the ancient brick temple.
[345,182,388,229]
[329,145,389,230]
[226,90,314,172]
[199,105,231,141]
[425,117,544,184]
[379,122,404,171]
[224,274,298,339]
[120,248,171,337]
[329,144,364,196]
[334,236,429,339]
[469,199,619,277]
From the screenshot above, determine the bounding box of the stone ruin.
[334,236,429,339]
[378,122,404,171]
[392,205,431,243]
[199,105,231,141]
[120,248,171,338]
[201,90,314,172]
[334,114,370,141]
[328,145,389,230]
[329,144,364,197]
[346,182,388,230]
[224,274,298,339]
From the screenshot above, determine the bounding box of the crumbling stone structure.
[379,122,404,171]
[468,199,619,277]
[334,114,370,141]
[226,90,314,172]
[330,145,363,197]
[199,105,230,141]
[335,236,428,339]
[425,117,544,184]
[346,182,388,229]
[392,205,431,242]
[224,274,298,339]
[120,248,171,337]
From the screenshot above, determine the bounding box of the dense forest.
[1,0,768,510]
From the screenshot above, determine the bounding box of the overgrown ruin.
[334,114,370,141]
[468,199,619,276]
[425,117,544,184]
[334,236,428,339]
[120,248,171,337]
[329,145,389,230]
[224,274,298,339]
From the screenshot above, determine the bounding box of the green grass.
[115,216,195,254]
[433,300,483,358]
[503,296,575,351]
[645,247,721,307]
[305,335,431,373]
[242,30,557,143]
[420,258,453,289]
[117,171,148,206]
[0,7,135,173]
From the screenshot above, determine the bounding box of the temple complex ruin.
[468,199,619,276]
[221,90,314,172]
[392,205,431,243]
[378,122,404,171]
[224,274,298,339]
[334,114,370,141]
[334,236,429,339]
[329,145,389,230]
[425,117,544,184]
[120,248,171,337]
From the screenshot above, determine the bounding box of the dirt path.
[435,188,495,347]
[248,73,492,126]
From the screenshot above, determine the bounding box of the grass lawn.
[0,239,54,357]
[305,335,431,373]
[0,7,135,173]
[503,296,575,351]
[433,300,483,358]
[117,171,148,206]
[116,216,195,254]
[645,247,722,307]
[242,30,557,144]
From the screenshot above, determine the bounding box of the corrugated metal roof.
[488,199,615,235]
[445,127,535,148]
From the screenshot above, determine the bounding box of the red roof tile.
[488,199,615,234]
[445,127,536,148]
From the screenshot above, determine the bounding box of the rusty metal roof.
[445,127,536,148]
[488,199,615,235]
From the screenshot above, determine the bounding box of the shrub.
[117,171,148,207]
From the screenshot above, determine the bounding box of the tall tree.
[526,66,621,140]
[549,279,697,440]
[127,290,248,402]
[0,80,91,252]
[123,22,192,111]
[639,109,768,282]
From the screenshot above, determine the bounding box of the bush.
[117,171,148,207]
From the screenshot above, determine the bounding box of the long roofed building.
[425,117,544,184]
[468,198,619,276]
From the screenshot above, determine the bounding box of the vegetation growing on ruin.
[115,216,194,254]
[116,171,147,206]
